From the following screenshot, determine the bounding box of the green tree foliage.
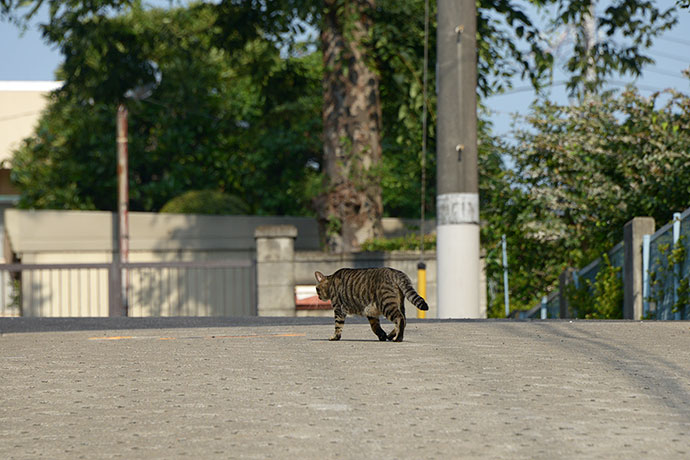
[589,254,624,319]
[565,254,623,319]
[371,0,546,219]
[551,0,677,96]
[10,5,323,214]
[160,190,249,215]
[648,236,689,317]
[480,144,550,313]
[486,83,690,312]
[3,0,678,215]
[368,0,677,222]
[371,0,436,219]
[2,0,684,260]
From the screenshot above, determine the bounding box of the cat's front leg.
[330,304,346,341]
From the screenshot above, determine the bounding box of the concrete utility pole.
[436,0,481,318]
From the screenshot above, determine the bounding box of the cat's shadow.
[309,338,376,342]
[309,338,411,343]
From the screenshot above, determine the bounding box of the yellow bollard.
[417,262,427,319]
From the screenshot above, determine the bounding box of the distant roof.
[0,81,63,92]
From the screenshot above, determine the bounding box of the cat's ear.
[315,271,325,283]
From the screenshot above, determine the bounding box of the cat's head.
[314,271,331,301]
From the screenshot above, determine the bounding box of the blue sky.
[485,1,690,139]
[1,1,689,138]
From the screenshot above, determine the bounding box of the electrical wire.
[644,67,690,81]
[486,80,569,97]
[607,80,669,92]
[651,49,690,65]
[0,110,41,123]
[419,0,429,258]
[657,35,690,47]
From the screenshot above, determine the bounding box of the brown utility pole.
[115,103,129,316]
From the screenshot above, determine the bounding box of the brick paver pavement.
[1,318,689,459]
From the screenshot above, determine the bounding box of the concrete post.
[254,225,298,317]
[623,217,655,320]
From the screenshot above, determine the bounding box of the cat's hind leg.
[368,316,388,341]
[381,288,406,342]
[385,313,406,342]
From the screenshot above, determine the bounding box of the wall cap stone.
[254,225,298,239]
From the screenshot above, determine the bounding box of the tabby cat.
[314,267,429,342]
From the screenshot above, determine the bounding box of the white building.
[0,80,62,262]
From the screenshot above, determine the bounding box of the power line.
[419,0,429,259]
[485,70,684,101]
[607,80,666,92]
[644,67,690,81]
[486,80,569,97]
[0,110,41,123]
[658,35,690,47]
[651,50,690,65]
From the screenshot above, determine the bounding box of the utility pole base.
[437,223,481,318]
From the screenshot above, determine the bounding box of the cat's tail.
[395,271,429,311]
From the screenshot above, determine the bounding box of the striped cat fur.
[315,267,429,342]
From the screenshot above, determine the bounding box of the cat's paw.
[387,330,404,342]
[329,334,341,341]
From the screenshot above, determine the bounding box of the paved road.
[1,318,690,459]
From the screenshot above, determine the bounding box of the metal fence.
[533,241,625,318]
[541,291,560,319]
[525,207,690,321]
[643,210,690,320]
[516,291,559,319]
[0,259,256,317]
[574,241,625,297]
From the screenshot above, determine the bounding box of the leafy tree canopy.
[160,190,249,215]
[2,0,686,299]
[2,0,680,216]
[482,82,690,313]
[3,0,678,96]
[9,4,323,214]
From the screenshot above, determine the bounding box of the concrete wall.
[3,210,457,318]
[5,209,321,262]
[4,210,424,262]
[294,250,439,318]
[4,210,319,317]
[255,224,488,319]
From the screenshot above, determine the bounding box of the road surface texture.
[1,318,689,459]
